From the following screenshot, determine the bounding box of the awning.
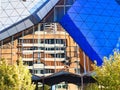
[32,74,43,82]
[32,71,96,86]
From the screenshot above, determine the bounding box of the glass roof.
[0,0,47,31]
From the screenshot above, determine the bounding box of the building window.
[24,61,33,66]
[44,39,65,44]
[74,68,80,74]
[44,69,54,73]
[50,53,65,58]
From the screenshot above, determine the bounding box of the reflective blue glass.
[116,0,120,5]
[60,0,120,66]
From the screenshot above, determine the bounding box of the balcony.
[43,58,65,61]
[34,73,53,77]
[22,43,65,47]
[33,63,44,69]
[45,66,64,69]
[22,58,33,61]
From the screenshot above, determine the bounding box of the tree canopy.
[92,52,120,90]
[0,58,35,90]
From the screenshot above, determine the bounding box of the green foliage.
[92,52,120,90]
[84,83,99,90]
[38,85,50,90]
[0,58,35,90]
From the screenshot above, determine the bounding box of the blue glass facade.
[60,0,120,65]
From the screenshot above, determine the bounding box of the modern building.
[0,22,92,75]
[1,0,120,89]
[0,22,93,89]
[0,0,93,74]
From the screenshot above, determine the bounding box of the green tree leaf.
[0,58,35,90]
[92,52,120,90]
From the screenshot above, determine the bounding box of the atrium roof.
[0,0,60,40]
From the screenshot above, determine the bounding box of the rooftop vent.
[22,0,26,2]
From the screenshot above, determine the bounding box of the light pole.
[74,60,80,74]
[81,74,83,90]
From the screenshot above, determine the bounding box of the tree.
[0,58,35,90]
[92,52,120,90]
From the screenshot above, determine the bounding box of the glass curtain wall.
[0,0,93,76]
[0,22,82,75]
[0,0,94,90]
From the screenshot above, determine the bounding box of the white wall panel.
[16,22,26,32]
[0,31,9,40]
[7,27,18,36]
[24,19,34,29]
